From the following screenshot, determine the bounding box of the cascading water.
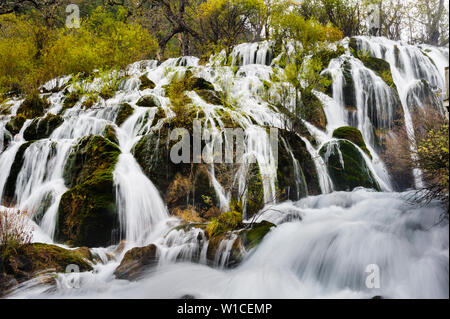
[0,36,448,299]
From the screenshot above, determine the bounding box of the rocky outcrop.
[0,243,92,295]
[332,126,371,158]
[320,140,380,191]
[23,114,64,141]
[114,244,158,280]
[56,135,121,247]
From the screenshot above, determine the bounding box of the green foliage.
[416,123,449,204]
[205,211,243,238]
[0,7,158,95]
[198,0,267,48]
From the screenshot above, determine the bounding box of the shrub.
[0,209,33,263]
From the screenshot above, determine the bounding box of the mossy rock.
[342,60,356,110]
[1,128,13,152]
[186,77,215,91]
[359,55,396,89]
[313,45,346,70]
[102,124,119,145]
[277,130,320,200]
[5,115,26,136]
[57,135,121,247]
[239,220,275,250]
[332,126,371,158]
[139,74,156,90]
[244,163,265,218]
[81,95,98,109]
[0,243,92,294]
[63,135,120,188]
[300,91,327,131]
[205,220,275,268]
[114,244,158,280]
[23,114,64,141]
[16,94,48,119]
[115,103,134,126]
[205,211,243,238]
[319,140,380,191]
[136,94,161,107]
[62,91,81,110]
[3,141,34,203]
[152,106,166,125]
[195,89,223,105]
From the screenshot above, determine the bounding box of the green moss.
[151,106,166,126]
[16,94,48,119]
[139,74,156,90]
[332,126,371,158]
[195,89,223,105]
[57,135,121,247]
[239,220,275,250]
[342,61,356,110]
[102,124,119,145]
[205,211,243,238]
[136,94,161,107]
[245,163,265,218]
[301,91,327,130]
[319,140,380,191]
[62,91,81,110]
[5,115,26,136]
[3,141,34,202]
[1,243,92,285]
[313,45,346,70]
[358,54,396,89]
[23,114,64,141]
[81,95,98,109]
[115,103,134,126]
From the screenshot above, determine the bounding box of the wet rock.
[115,103,134,126]
[3,141,34,203]
[319,140,380,191]
[57,135,120,247]
[139,74,156,90]
[0,243,92,295]
[136,94,161,107]
[332,126,371,158]
[114,244,158,280]
[23,113,64,141]
[5,115,26,136]
[16,94,49,119]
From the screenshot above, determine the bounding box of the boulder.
[56,135,120,247]
[319,140,380,191]
[332,126,371,158]
[16,94,48,119]
[0,243,92,295]
[114,244,158,280]
[115,103,134,126]
[136,94,161,107]
[139,74,156,90]
[23,113,64,141]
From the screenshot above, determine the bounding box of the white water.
[5,189,448,299]
[0,37,448,299]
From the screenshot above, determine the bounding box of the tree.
[198,0,266,49]
[298,0,362,37]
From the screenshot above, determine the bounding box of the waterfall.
[0,37,448,299]
[351,36,449,187]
